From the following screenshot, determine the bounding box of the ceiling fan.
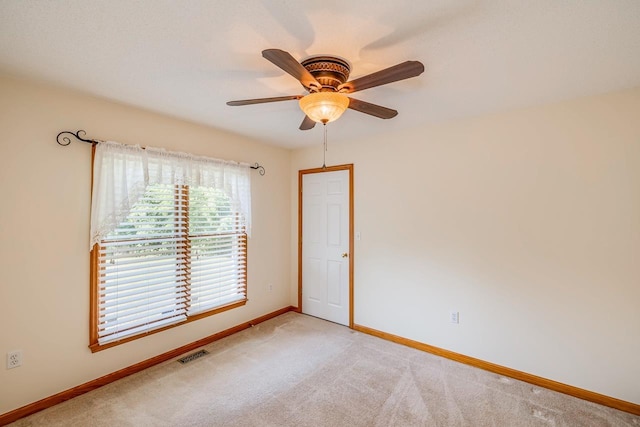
[227,49,425,130]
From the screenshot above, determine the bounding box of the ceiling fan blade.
[299,115,316,130]
[339,61,424,93]
[226,95,302,106]
[262,49,321,90]
[348,97,398,119]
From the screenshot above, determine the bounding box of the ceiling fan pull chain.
[323,123,327,169]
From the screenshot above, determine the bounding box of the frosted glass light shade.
[299,92,349,124]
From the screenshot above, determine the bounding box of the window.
[89,142,251,351]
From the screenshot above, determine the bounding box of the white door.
[301,169,350,326]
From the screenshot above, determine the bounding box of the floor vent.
[177,349,209,364]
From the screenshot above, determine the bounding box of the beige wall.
[0,73,292,414]
[291,87,640,404]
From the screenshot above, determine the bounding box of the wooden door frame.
[298,164,354,328]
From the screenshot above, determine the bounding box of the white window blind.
[98,184,188,343]
[188,186,247,315]
[91,141,251,348]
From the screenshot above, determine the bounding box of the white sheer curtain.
[90,141,252,249]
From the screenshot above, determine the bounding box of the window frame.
[89,148,248,353]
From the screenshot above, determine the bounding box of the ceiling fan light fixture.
[299,92,349,124]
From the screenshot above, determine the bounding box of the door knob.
[341,252,349,258]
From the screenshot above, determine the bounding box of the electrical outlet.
[450,311,459,324]
[7,350,22,369]
[267,283,273,292]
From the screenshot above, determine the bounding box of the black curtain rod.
[56,130,265,175]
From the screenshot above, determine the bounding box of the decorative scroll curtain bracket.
[249,162,265,176]
[56,130,100,146]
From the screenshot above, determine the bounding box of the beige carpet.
[9,312,639,426]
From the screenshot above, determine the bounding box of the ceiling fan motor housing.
[301,56,351,92]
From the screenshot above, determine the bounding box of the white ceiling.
[2,1,640,148]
